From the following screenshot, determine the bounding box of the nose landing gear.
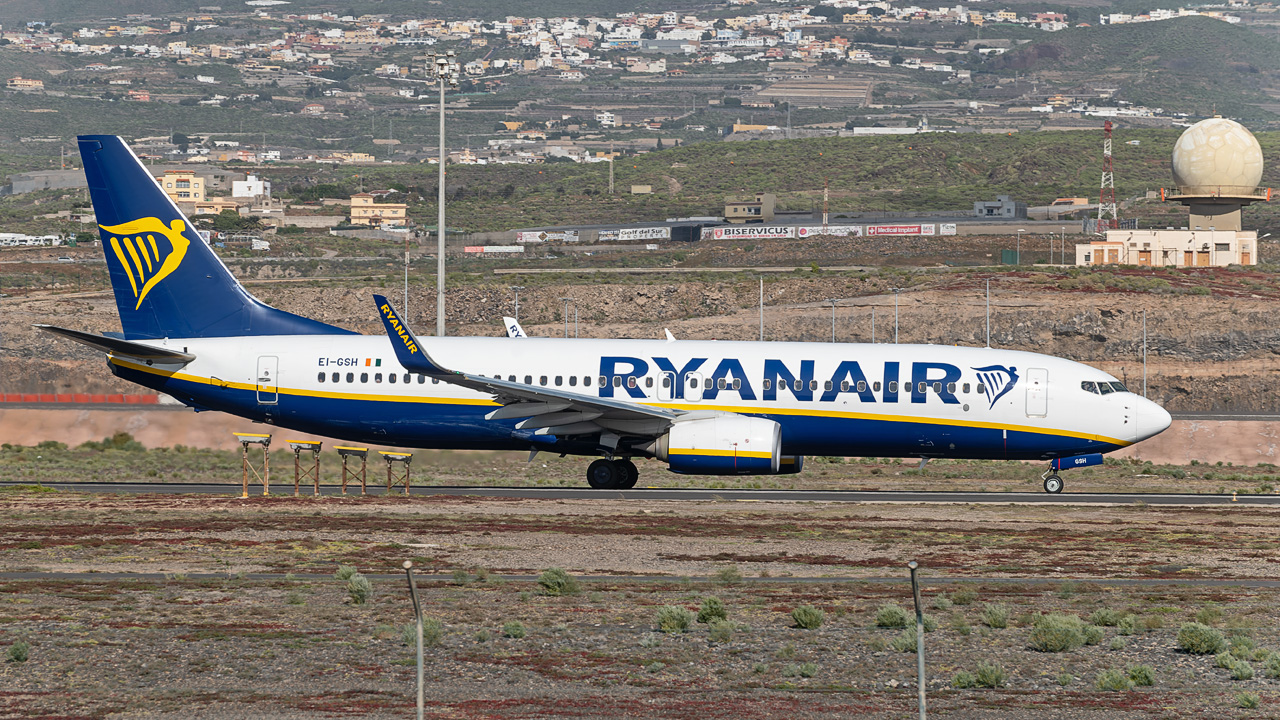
[1041,470,1064,494]
[1041,453,1105,493]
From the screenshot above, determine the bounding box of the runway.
[4,481,1278,505]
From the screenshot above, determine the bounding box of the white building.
[1076,229,1257,267]
[232,174,271,199]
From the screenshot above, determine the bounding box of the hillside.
[988,17,1280,119]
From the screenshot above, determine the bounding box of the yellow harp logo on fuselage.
[99,218,191,310]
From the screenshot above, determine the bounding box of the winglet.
[664,328,676,343]
[373,294,449,375]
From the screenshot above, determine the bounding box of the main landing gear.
[587,458,639,490]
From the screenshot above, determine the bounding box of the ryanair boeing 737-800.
[38,136,1172,492]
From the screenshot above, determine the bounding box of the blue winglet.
[373,294,448,375]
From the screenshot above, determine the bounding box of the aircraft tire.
[1043,474,1064,494]
[587,459,619,489]
[616,459,639,489]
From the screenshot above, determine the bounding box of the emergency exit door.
[256,356,278,404]
[1025,367,1047,418]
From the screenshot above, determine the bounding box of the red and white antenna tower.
[1097,120,1118,231]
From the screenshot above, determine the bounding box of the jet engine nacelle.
[650,414,782,475]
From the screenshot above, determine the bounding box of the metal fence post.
[404,561,423,720]
[909,560,926,720]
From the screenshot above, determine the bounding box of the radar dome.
[1171,118,1264,195]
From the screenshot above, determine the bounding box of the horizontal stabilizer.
[34,324,195,363]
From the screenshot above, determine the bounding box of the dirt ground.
[2,487,1279,719]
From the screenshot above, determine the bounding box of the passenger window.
[873,381,881,392]
[317,372,325,383]
[662,376,671,389]
[524,375,532,385]
[332,372,339,383]
[598,376,606,388]
[825,381,833,391]
[360,372,368,383]
[689,377,697,389]
[962,383,970,393]
[947,382,956,393]
[584,376,591,387]
[732,378,741,390]
[374,373,382,383]
[976,383,986,395]
[888,381,898,393]
[934,382,943,393]
[628,377,637,389]
[809,380,817,391]
[717,378,727,390]
[417,374,425,384]
[569,376,578,387]
[610,376,620,388]
[1081,381,1098,394]
[918,382,928,393]
[432,377,439,384]
[389,373,396,384]
[404,373,411,383]
[763,379,771,391]
[540,376,548,386]
[346,372,354,383]
[793,380,803,392]
[508,375,516,382]
[841,381,850,392]
[646,377,655,388]
[857,381,867,393]
[553,376,561,386]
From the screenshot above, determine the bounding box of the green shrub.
[639,633,661,649]
[537,568,581,596]
[502,621,526,639]
[792,605,824,630]
[1237,692,1261,709]
[656,606,694,634]
[474,629,490,643]
[950,589,978,605]
[697,596,727,624]
[1109,637,1126,651]
[980,604,1008,629]
[952,671,976,688]
[1057,673,1074,686]
[1217,651,1237,669]
[284,590,305,605]
[708,619,734,643]
[876,604,909,628]
[1195,605,1223,626]
[346,573,372,605]
[1028,614,1093,653]
[1128,665,1155,686]
[1230,635,1257,659]
[1082,625,1104,646]
[400,619,445,647]
[890,627,919,653]
[6,641,29,663]
[1089,609,1126,627]
[1117,615,1138,636]
[975,661,1007,688]
[1263,654,1280,679]
[334,565,358,581]
[714,565,742,584]
[451,569,470,584]
[1231,660,1255,681]
[1096,668,1134,692]
[1177,622,1227,655]
[798,662,818,678]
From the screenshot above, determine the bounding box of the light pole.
[1016,228,1024,265]
[509,286,524,323]
[1060,226,1066,265]
[561,297,574,338]
[431,51,459,338]
[892,288,902,344]
[829,298,837,343]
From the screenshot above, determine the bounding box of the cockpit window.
[1097,382,1115,395]
[1081,381,1098,394]
[1109,381,1128,393]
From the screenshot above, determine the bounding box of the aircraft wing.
[373,295,678,438]
[35,324,196,363]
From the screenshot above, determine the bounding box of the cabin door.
[256,356,278,405]
[1025,367,1047,418]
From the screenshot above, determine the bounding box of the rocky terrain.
[6,258,1280,412]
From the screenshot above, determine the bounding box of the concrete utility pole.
[510,286,525,323]
[985,279,991,348]
[431,51,459,338]
[561,297,574,338]
[1016,228,1025,265]
[759,277,764,341]
[829,298,837,343]
[893,289,902,343]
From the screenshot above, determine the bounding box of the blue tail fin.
[78,135,354,340]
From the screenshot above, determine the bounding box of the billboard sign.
[464,245,524,254]
[866,224,936,236]
[618,226,670,241]
[516,230,580,243]
[940,223,957,236]
[796,225,862,238]
[710,225,796,240]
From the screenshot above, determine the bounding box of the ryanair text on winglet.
[380,303,419,355]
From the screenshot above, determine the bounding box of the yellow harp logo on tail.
[99,218,191,310]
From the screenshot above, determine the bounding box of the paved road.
[4,481,1277,505]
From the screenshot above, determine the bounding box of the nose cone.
[1135,399,1172,441]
